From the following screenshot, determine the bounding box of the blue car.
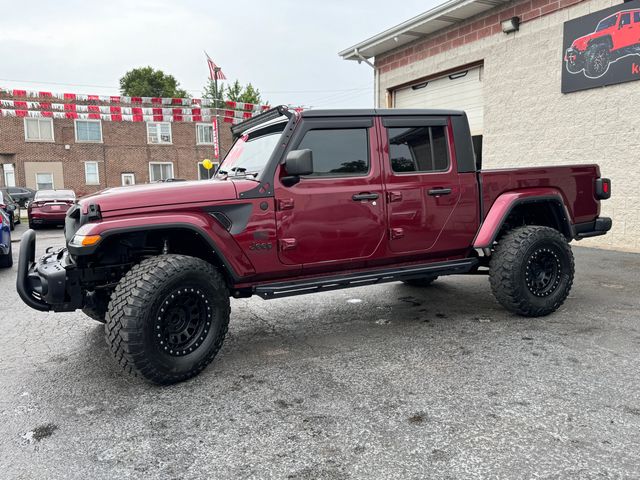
[0,209,12,268]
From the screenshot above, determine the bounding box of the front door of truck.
[274,117,386,267]
[381,117,465,256]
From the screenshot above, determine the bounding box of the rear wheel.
[489,226,574,317]
[402,276,438,287]
[9,214,14,231]
[105,254,230,384]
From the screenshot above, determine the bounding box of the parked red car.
[565,8,640,78]
[28,189,76,228]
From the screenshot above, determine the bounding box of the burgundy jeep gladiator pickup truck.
[17,106,612,384]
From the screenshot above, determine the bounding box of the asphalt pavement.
[1,223,639,479]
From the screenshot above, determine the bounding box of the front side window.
[620,12,631,27]
[85,161,100,185]
[388,126,449,173]
[196,124,214,144]
[24,118,54,141]
[75,120,102,142]
[36,173,54,190]
[149,162,174,182]
[296,128,369,177]
[147,122,172,144]
[634,11,640,23]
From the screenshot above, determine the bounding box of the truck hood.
[79,180,238,213]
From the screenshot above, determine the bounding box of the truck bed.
[479,164,601,225]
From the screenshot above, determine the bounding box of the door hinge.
[390,228,404,239]
[277,198,295,210]
[279,238,297,251]
[387,191,402,203]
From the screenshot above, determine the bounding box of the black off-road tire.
[0,244,12,268]
[489,226,574,317]
[105,254,230,385]
[402,276,438,287]
[584,43,610,78]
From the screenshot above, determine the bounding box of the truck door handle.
[352,193,379,201]
[427,188,452,196]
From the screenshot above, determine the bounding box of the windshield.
[34,189,75,201]
[596,14,617,31]
[217,122,286,178]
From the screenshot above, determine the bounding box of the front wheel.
[105,254,230,384]
[584,43,610,78]
[489,226,574,317]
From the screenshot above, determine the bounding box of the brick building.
[0,97,233,197]
[341,0,640,252]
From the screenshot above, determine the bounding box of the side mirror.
[282,149,313,187]
[284,149,313,176]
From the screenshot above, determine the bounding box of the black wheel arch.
[74,224,242,287]
[493,197,574,245]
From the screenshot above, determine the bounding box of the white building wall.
[377,0,639,252]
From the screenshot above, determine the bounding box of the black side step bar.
[254,258,478,300]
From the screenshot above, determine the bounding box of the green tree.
[202,79,264,105]
[202,79,226,104]
[120,66,189,98]
[225,80,244,102]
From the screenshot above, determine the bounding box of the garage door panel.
[394,66,484,136]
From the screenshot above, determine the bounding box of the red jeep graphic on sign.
[565,9,640,78]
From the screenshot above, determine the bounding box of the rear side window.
[296,128,369,177]
[634,11,640,23]
[388,126,449,173]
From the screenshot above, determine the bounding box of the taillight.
[595,178,611,200]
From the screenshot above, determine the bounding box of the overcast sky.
[0,0,439,109]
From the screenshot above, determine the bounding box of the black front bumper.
[16,229,82,312]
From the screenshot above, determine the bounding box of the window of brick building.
[3,164,15,187]
[75,120,103,143]
[147,122,172,144]
[84,161,100,185]
[36,173,54,190]
[196,123,214,144]
[149,162,173,182]
[24,118,54,142]
[121,173,135,186]
[198,161,218,179]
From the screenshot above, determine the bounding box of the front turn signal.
[70,234,102,247]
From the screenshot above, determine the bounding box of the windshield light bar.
[231,105,293,138]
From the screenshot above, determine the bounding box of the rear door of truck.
[379,115,479,257]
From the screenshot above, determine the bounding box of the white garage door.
[394,66,484,136]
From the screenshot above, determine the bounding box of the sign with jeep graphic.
[562,0,640,93]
